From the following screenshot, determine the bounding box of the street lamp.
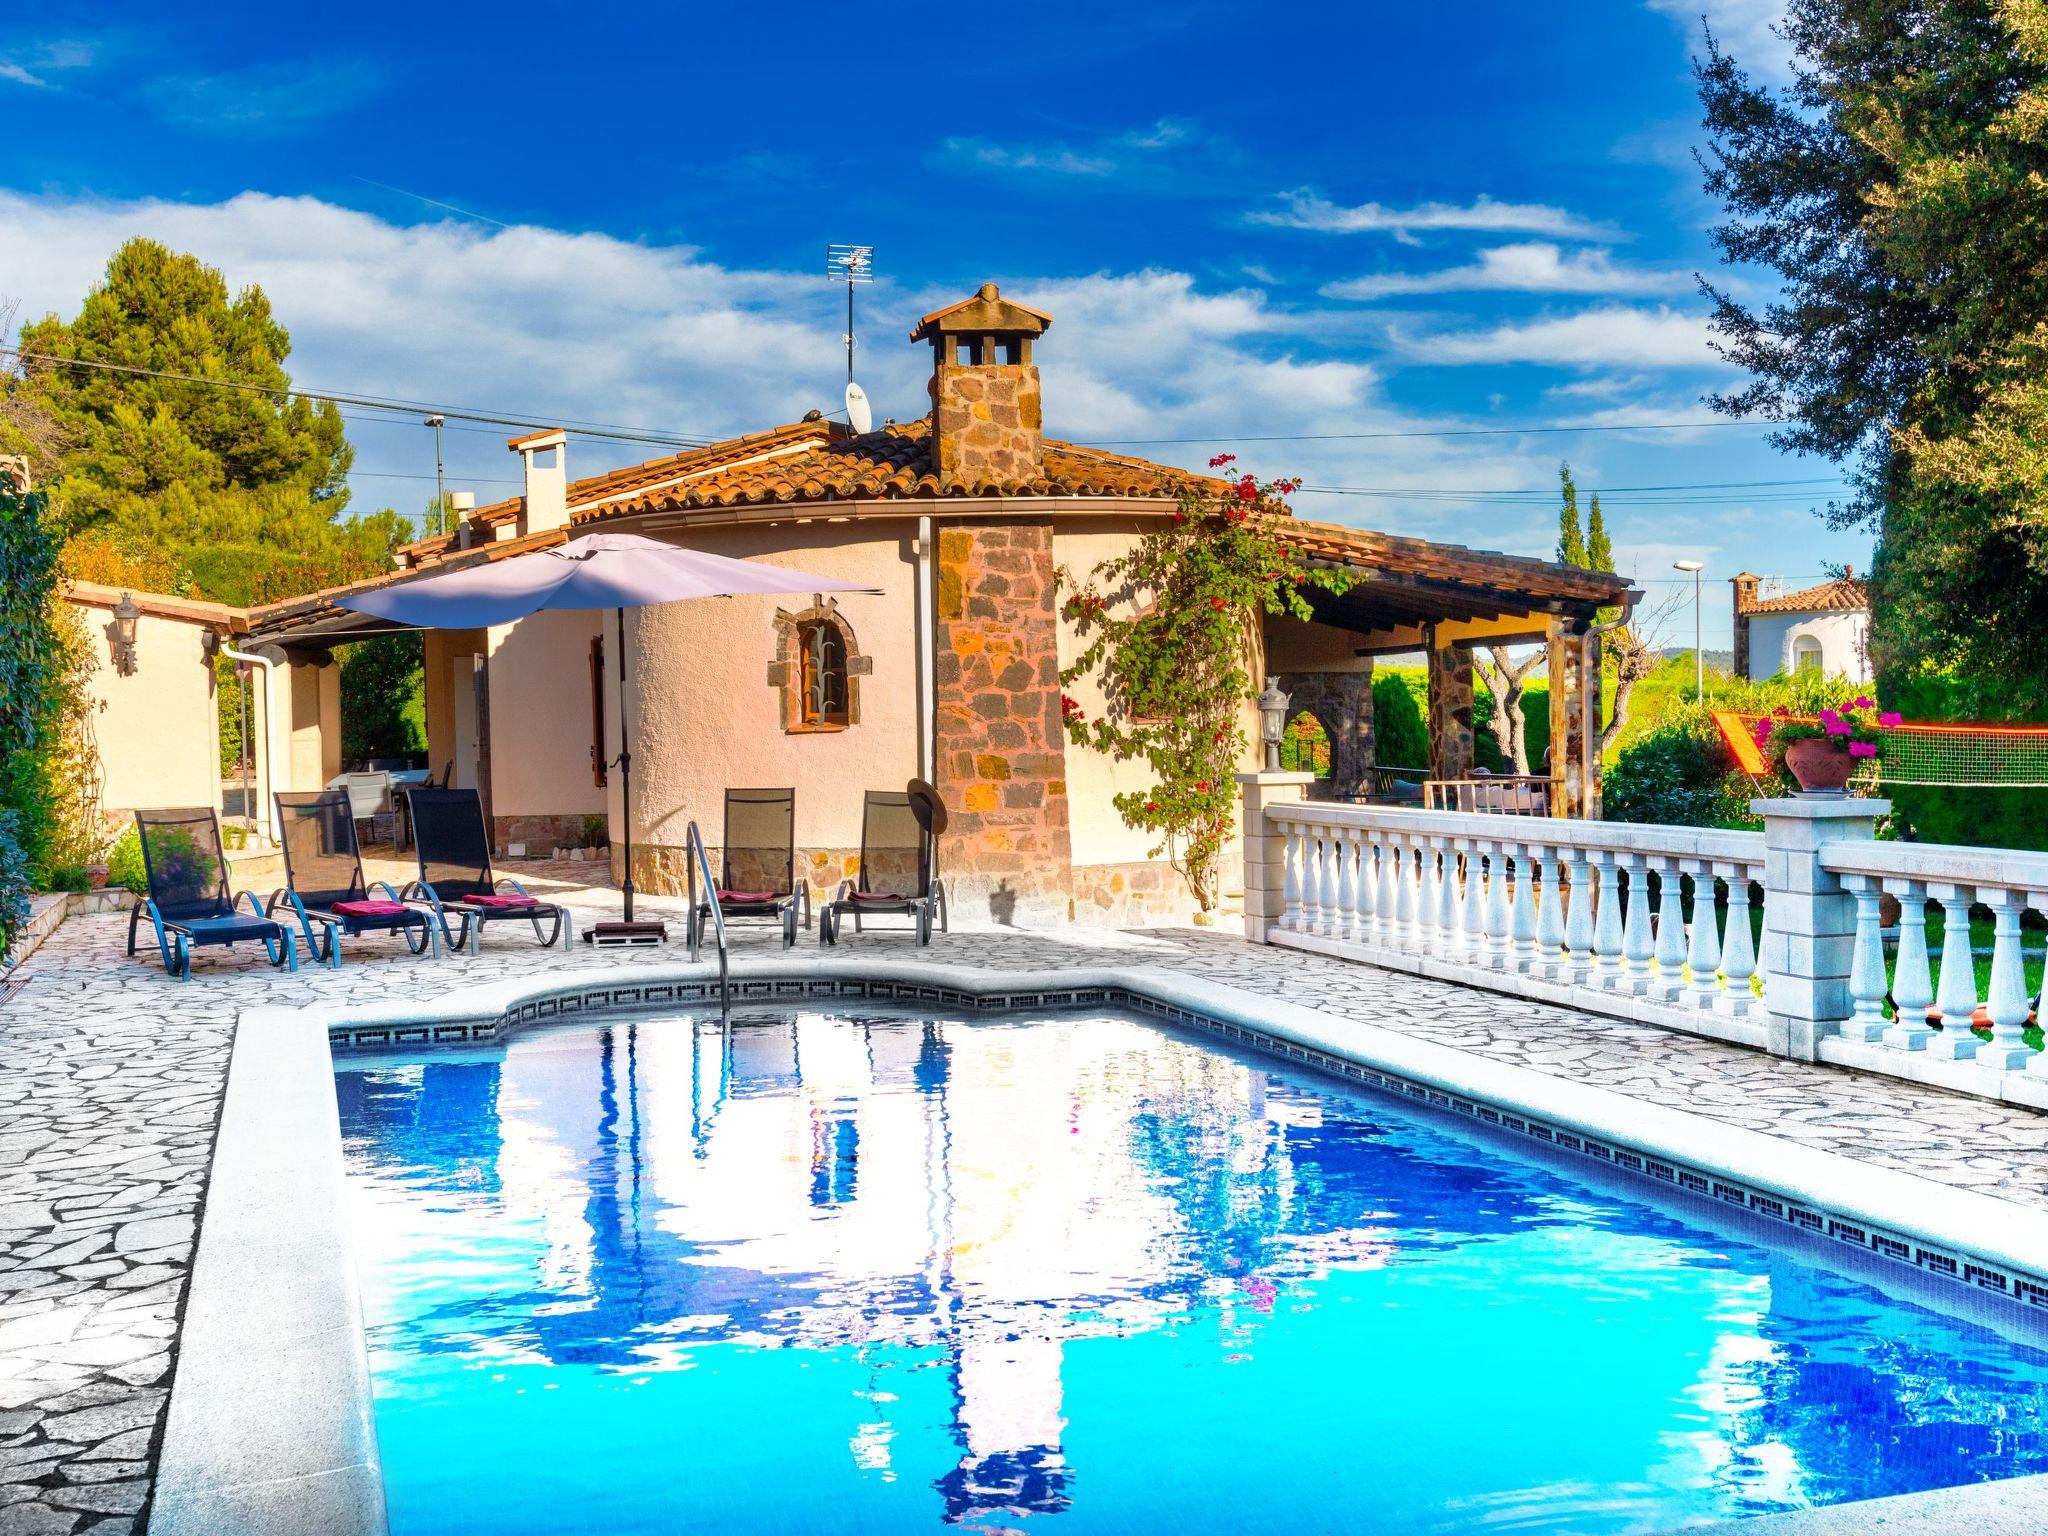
[108,592,141,676]
[425,414,446,531]
[1673,560,1705,703]
[1258,677,1291,772]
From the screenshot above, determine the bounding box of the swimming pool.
[335,1007,2048,1534]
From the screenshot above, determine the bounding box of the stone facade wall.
[933,521,1074,925]
[1274,665,1375,799]
[1425,639,1476,782]
[934,363,1043,490]
[493,812,596,857]
[1070,861,1192,926]
[625,844,861,903]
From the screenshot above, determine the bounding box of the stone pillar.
[933,521,1074,925]
[1754,796,1889,1059]
[1546,619,1601,818]
[1273,665,1374,798]
[1425,632,1474,782]
[1237,771,1319,942]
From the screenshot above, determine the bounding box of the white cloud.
[1324,243,1689,300]
[936,118,1200,180]
[1645,0,1795,83]
[1395,305,1721,369]
[0,61,42,86]
[0,36,99,88]
[0,187,1646,558]
[1249,191,1624,242]
[141,55,388,134]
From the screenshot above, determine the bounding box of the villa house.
[222,282,1632,925]
[1731,569,1872,684]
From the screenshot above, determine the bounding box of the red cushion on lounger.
[331,899,408,917]
[718,889,783,905]
[464,892,539,909]
[850,890,916,904]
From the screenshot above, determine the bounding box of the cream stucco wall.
[1049,520,1261,880]
[1746,610,1870,683]
[486,610,605,819]
[422,629,486,788]
[68,602,222,816]
[605,520,922,858]
[279,661,342,792]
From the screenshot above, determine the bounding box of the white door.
[451,657,479,789]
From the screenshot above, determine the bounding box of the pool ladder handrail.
[683,819,730,1016]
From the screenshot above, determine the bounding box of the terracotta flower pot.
[86,864,109,891]
[1784,736,1855,795]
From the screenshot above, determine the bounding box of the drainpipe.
[915,515,936,784]
[221,643,280,845]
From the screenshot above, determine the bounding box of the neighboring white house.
[1731,570,1871,683]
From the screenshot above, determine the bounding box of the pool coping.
[166,953,2048,1536]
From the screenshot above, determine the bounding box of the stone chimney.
[1730,571,1760,679]
[910,282,1052,491]
[509,429,568,535]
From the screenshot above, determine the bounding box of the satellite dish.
[845,380,873,435]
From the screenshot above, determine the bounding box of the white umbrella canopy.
[335,531,881,934]
[338,532,875,627]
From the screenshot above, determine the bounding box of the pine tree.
[8,238,402,601]
[1585,493,1613,573]
[1556,464,1586,566]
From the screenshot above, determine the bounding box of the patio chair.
[689,788,808,950]
[818,790,948,946]
[268,790,439,967]
[125,808,297,980]
[400,787,571,953]
[342,771,397,849]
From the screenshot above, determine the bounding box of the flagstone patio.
[5,861,2048,1534]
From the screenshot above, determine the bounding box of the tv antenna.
[826,243,874,386]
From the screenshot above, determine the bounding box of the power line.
[1078,420,1766,446]
[0,347,715,450]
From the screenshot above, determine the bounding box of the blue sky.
[0,0,1860,649]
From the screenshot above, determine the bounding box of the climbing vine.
[1058,460,1350,912]
[0,487,61,957]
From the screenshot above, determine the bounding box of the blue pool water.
[335,1009,2048,1534]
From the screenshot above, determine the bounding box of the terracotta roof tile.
[1740,575,1868,614]
[1278,518,1635,605]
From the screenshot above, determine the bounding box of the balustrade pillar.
[1978,890,2033,1070]
[1883,887,1935,1051]
[1510,849,1540,967]
[1928,885,1982,1062]
[1752,796,1885,1059]
[1237,771,1318,943]
[1686,869,1722,1004]
[1537,854,1569,975]
[1844,880,1890,1042]
[1653,861,1688,996]
[1591,855,1624,984]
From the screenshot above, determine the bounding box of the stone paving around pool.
[7,861,2048,1534]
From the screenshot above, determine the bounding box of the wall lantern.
[107,592,141,677]
[1257,676,1290,772]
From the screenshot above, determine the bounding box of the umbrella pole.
[617,606,635,923]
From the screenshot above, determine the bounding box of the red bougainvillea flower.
[1144,801,1159,813]
[1879,710,1903,728]
[1849,740,1878,759]
[1209,596,1227,611]
[1208,453,1237,469]
[1196,780,1209,793]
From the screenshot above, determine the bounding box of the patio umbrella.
[336,531,879,938]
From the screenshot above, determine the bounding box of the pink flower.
[1854,696,1874,709]
[1208,453,1237,469]
[1824,720,1850,736]
[1879,711,1902,728]
[1849,740,1877,759]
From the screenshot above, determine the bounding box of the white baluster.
[1619,857,1654,992]
[1844,878,1890,1042]
[1511,846,1541,967]
[1563,850,1598,983]
[1718,873,1757,1014]
[1352,829,1376,940]
[1536,852,1568,975]
[1280,821,1304,931]
[1431,843,1458,952]
[1884,884,1935,1051]
[1392,841,1417,946]
[1979,889,2033,1070]
[2029,891,2048,1076]
[1343,831,1359,937]
[1686,867,1723,1005]
[1653,859,1688,997]
[1376,834,1401,944]
[1327,831,1343,937]
[1484,847,1513,968]
[1459,844,1488,961]
[1928,885,1981,1060]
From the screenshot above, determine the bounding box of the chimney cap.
[910,282,1053,343]
[507,427,565,453]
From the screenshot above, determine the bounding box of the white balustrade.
[1263,804,1769,1042]
[1821,842,2048,1079]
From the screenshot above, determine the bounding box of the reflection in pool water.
[335,1010,2048,1534]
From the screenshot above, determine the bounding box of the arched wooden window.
[1793,635,1823,674]
[770,595,869,734]
[796,619,849,728]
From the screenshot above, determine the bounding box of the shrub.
[579,813,609,849]
[105,825,146,893]
[1372,670,1429,768]
[0,810,28,963]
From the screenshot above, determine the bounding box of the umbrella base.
[585,920,668,947]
